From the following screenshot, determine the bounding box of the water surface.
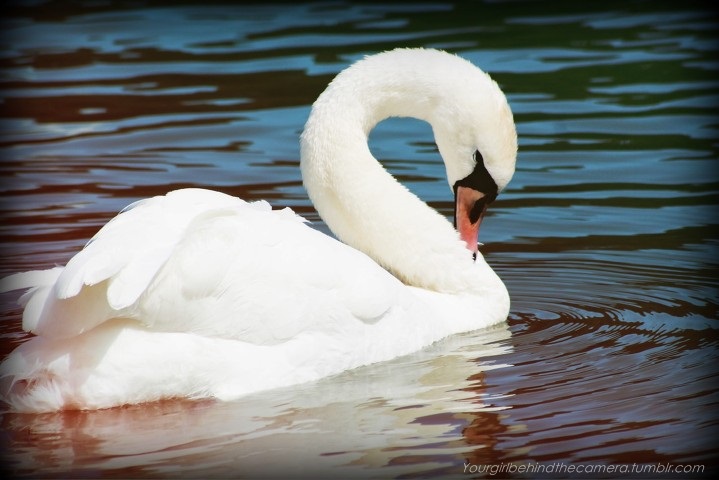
[1,1,717,478]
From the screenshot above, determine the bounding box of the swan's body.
[0,48,517,412]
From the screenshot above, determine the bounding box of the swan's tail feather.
[0,371,67,413]
[0,267,63,334]
[0,268,91,412]
[0,267,63,295]
[0,339,69,413]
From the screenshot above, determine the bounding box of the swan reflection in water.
[1,324,513,478]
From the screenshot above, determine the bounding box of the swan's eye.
[455,150,498,199]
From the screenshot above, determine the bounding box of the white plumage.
[0,48,517,411]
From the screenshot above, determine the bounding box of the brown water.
[1,1,717,478]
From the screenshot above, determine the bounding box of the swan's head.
[427,51,518,257]
[301,47,517,274]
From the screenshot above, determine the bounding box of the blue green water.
[1,1,717,477]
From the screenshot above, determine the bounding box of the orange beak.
[454,185,491,259]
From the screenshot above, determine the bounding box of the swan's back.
[4,188,402,344]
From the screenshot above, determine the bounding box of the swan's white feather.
[0,268,63,334]
[0,268,63,295]
[56,188,243,302]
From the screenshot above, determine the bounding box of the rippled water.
[1,1,718,478]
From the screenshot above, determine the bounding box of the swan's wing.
[56,188,245,305]
[10,189,246,338]
[132,197,402,344]
[11,188,401,342]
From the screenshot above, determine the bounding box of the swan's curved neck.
[300,53,504,297]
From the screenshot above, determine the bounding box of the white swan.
[0,48,517,412]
